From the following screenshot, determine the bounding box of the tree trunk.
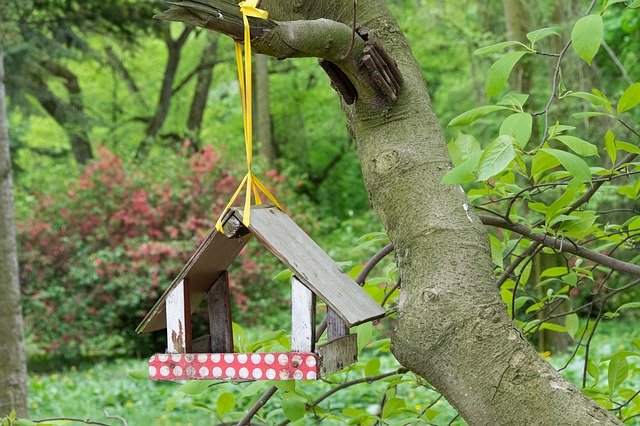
[253,54,276,165]
[157,1,619,423]
[187,34,219,148]
[0,50,28,418]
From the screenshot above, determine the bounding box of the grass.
[24,320,640,425]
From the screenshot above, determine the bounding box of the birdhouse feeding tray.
[137,205,385,381]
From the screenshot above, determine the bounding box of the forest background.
[1,0,640,424]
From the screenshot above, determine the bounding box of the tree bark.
[157,1,619,423]
[37,62,93,165]
[0,50,28,418]
[253,54,276,165]
[137,25,193,159]
[187,34,219,148]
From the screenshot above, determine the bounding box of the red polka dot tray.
[149,352,319,381]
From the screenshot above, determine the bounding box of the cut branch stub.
[320,27,404,106]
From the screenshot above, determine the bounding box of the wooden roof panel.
[239,207,385,327]
[136,228,251,333]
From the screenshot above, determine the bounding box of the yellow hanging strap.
[216,1,283,233]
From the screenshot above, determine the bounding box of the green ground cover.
[25,320,639,425]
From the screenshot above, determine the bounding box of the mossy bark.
[158,1,620,423]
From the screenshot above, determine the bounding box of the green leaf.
[615,302,640,313]
[128,369,148,380]
[617,82,640,114]
[567,91,611,109]
[273,269,292,283]
[540,266,569,277]
[532,150,560,181]
[604,0,629,11]
[565,313,579,338]
[473,41,523,56]
[217,392,236,416]
[559,211,598,239]
[539,322,567,333]
[539,148,592,183]
[281,393,306,422]
[489,235,504,269]
[571,111,612,119]
[442,150,482,184]
[571,14,603,64]
[382,397,406,418]
[448,105,510,127]
[527,27,560,46]
[630,0,640,7]
[497,92,529,108]
[477,135,516,181]
[546,182,579,224]
[554,135,599,157]
[616,141,640,154]
[500,113,533,148]
[608,355,629,392]
[364,358,381,376]
[181,381,212,395]
[447,133,481,166]
[604,130,617,164]
[587,360,600,383]
[486,51,528,98]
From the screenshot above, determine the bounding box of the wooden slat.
[326,308,349,342]
[166,280,191,353]
[137,224,251,333]
[291,276,316,352]
[316,333,358,376]
[238,207,385,327]
[206,271,234,352]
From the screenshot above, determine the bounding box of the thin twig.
[602,40,633,86]
[33,418,111,426]
[277,369,406,426]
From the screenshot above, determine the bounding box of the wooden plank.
[206,271,234,352]
[291,276,315,352]
[326,308,349,341]
[148,352,319,381]
[237,206,385,327]
[166,280,191,353]
[137,222,252,333]
[316,333,358,376]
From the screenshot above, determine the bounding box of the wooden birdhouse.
[136,206,385,381]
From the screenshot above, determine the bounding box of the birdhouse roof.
[136,206,385,334]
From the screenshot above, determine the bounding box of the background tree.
[0,33,28,421]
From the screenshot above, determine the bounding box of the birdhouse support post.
[206,271,234,353]
[291,276,316,353]
[165,279,191,353]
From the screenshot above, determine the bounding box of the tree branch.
[480,215,640,276]
[156,1,404,108]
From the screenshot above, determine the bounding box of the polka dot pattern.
[148,352,319,382]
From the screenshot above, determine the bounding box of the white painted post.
[166,279,191,353]
[291,276,315,352]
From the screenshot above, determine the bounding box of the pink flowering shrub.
[19,146,289,358]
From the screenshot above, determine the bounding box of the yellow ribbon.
[216,1,283,233]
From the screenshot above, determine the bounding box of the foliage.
[18,145,292,358]
[443,0,640,421]
[4,322,636,425]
